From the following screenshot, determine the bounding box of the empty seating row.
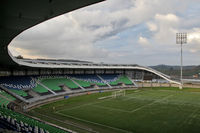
[119,75,133,85]
[0,75,133,99]
[0,76,36,89]
[0,76,49,96]
[73,79,91,88]
[108,75,133,86]
[33,84,49,94]
[68,74,107,87]
[0,106,68,133]
[0,76,37,98]
[99,74,119,82]
[38,77,79,91]
[0,90,16,107]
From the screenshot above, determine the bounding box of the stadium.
[1,0,200,133]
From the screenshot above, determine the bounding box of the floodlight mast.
[176,33,187,89]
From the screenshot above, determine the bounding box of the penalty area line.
[56,98,112,113]
[56,112,132,133]
[130,94,174,113]
[91,104,130,113]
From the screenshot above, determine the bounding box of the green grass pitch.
[27,87,200,133]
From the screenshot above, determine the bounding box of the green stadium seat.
[74,79,91,88]
[109,75,133,86]
[119,75,133,85]
[33,84,49,93]
[0,90,16,107]
[9,89,28,97]
[64,78,79,89]
[0,107,68,133]
[40,78,79,90]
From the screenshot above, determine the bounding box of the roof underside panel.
[0,0,104,68]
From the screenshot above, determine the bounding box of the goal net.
[112,90,126,98]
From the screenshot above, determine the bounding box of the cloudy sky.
[8,0,200,66]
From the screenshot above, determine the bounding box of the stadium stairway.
[73,79,91,88]
[0,94,13,106]
[36,80,57,95]
[97,74,135,87]
[61,85,73,92]
[0,90,17,109]
[62,78,80,90]
[67,74,107,88]
[97,75,112,88]
[39,77,80,91]
[27,89,40,98]
[127,76,138,87]
[0,74,136,106]
[0,76,39,100]
[31,77,51,95]
[0,85,28,104]
[70,78,86,90]
[32,84,50,95]
[109,75,132,86]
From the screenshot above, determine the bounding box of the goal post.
[112,89,126,98]
[98,89,126,100]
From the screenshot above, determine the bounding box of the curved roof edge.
[13,58,181,85]
[0,0,180,86]
[0,0,105,68]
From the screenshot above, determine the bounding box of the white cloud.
[188,29,200,44]
[146,13,180,46]
[184,28,200,54]
[147,22,157,31]
[155,14,179,23]
[138,36,149,45]
[189,49,198,53]
[8,0,200,65]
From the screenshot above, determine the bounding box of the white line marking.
[56,98,112,113]
[183,108,198,124]
[130,94,173,113]
[91,105,130,113]
[57,91,138,113]
[58,92,174,114]
[122,96,142,101]
[31,110,97,133]
[90,94,173,113]
[157,89,200,95]
[56,112,132,133]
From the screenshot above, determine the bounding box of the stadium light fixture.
[176,33,187,89]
